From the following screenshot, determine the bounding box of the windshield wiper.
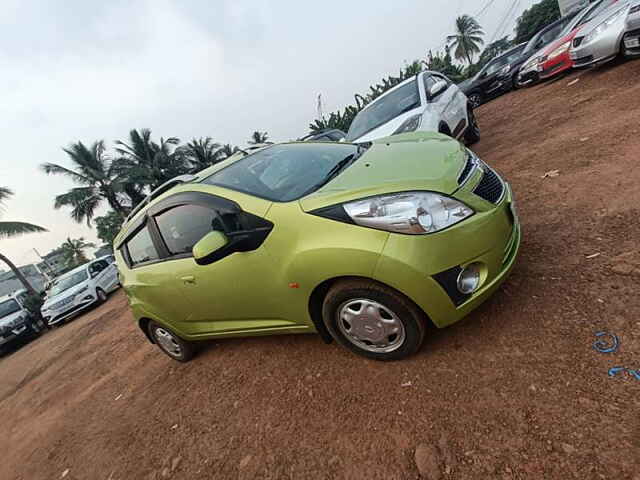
[306,144,371,194]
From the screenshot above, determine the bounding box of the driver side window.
[155,204,226,256]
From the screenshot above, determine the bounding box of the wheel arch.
[438,121,452,135]
[138,318,155,344]
[308,275,435,342]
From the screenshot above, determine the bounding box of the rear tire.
[148,321,195,362]
[322,279,427,361]
[464,107,481,146]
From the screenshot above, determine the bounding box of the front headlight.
[523,57,539,71]
[499,64,511,76]
[392,114,422,135]
[549,41,571,59]
[584,8,627,44]
[342,192,474,235]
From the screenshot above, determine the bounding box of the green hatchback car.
[114,132,520,362]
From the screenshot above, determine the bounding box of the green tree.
[180,137,224,172]
[0,186,47,296]
[41,141,128,226]
[425,47,465,83]
[248,131,269,145]
[514,0,561,44]
[447,15,485,64]
[94,210,124,245]
[59,237,96,267]
[115,129,190,194]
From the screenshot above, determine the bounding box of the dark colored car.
[516,11,580,87]
[298,129,346,142]
[461,43,527,107]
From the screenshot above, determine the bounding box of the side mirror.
[479,71,488,79]
[429,80,448,99]
[193,231,232,266]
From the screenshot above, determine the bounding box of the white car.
[41,258,119,326]
[344,71,479,145]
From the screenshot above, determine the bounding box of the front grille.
[573,37,584,48]
[473,168,504,204]
[457,154,475,185]
[50,296,74,310]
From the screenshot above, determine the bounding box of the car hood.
[544,27,581,55]
[300,132,466,212]
[0,311,24,328]
[348,105,424,143]
[43,283,89,309]
[576,3,630,37]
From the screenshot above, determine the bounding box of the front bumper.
[43,294,98,326]
[517,68,539,86]
[538,53,572,79]
[0,324,31,347]
[373,180,520,328]
[570,28,625,67]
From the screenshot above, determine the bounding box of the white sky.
[0,0,537,267]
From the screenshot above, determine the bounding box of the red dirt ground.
[1,60,640,480]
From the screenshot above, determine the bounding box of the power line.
[489,0,521,44]
[475,0,498,18]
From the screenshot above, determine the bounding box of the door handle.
[181,275,196,285]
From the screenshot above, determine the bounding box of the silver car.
[570,0,640,67]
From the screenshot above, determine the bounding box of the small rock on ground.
[415,444,442,479]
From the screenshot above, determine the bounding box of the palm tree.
[447,15,485,65]
[59,237,96,267]
[219,144,240,159]
[248,131,269,145]
[41,141,129,226]
[179,137,224,172]
[0,187,47,296]
[115,129,190,193]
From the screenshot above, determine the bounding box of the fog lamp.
[457,263,481,294]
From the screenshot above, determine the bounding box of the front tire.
[464,107,481,145]
[148,321,195,362]
[468,92,482,108]
[322,279,427,361]
[96,288,107,304]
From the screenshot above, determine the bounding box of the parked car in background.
[345,71,479,145]
[41,258,119,326]
[299,129,346,142]
[517,11,580,87]
[570,1,640,67]
[114,135,520,362]
[537,0,620,81]
[461,43,527,107]
[0,291,38,355]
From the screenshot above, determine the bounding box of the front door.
[147,193,288,337]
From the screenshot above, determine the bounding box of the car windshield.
[49,270,88,296]
[345,79,420,141]
[201,143,363,202]
[0,299,21,318]
[562,0,612,35]
[483,47,525,75]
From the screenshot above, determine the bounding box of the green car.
[114,132,520,362]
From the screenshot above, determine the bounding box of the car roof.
[0,293,21,303]
[54,262,90,280]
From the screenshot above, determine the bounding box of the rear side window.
[127,226,159,266]
[155,204,224,255]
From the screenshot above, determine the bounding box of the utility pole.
[33,248,54,278]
